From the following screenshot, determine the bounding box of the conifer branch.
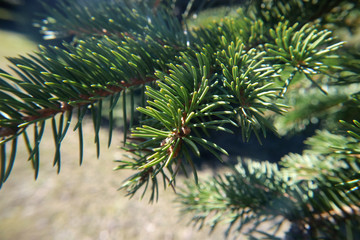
[0,2,187,185]
[0,3,359,239]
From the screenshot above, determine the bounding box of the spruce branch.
[248,0,347,27]
[178,160,292,238]
[35,0,187,47]
[216,38,285,141]
[0,14,185,186]
[116,32,297,199]
[0,2,354,226]
[304,130,354,157]
[115,49,234,200]
[264,21,344,95]
[178,156,360,239]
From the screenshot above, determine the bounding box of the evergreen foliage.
[0,0,359,238]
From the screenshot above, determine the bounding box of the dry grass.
[0,30,227,240]
[0,121,227,240]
